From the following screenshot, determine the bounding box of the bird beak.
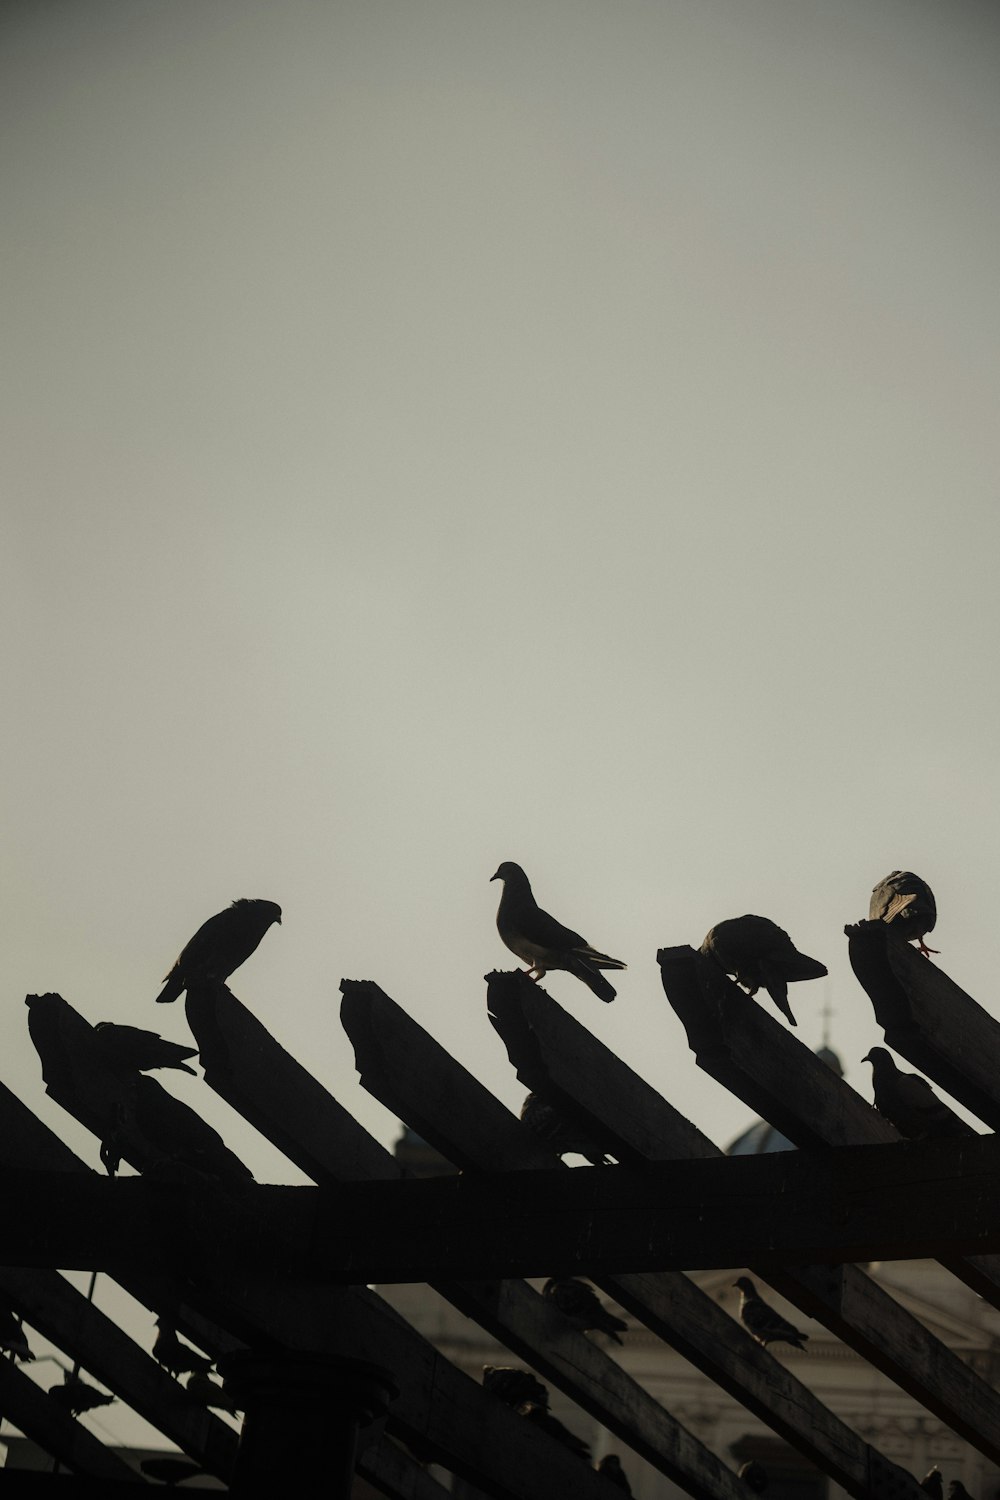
[490,871,501,882]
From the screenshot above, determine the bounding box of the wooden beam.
[350,977,924,1500]
[847,921,1000,1131]
[359,1437,459,1500]
[494,971,1000,1469]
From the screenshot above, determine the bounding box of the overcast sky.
[3,0,1000,1450]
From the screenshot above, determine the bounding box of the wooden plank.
[0,1268,237,1483]
[349,978,923,1500]
[0,1359,137,1482]
[493,974,1000,1468]
[359,1438,458,1500]
[847,921,1000,1130]
[657,942,1000,1306]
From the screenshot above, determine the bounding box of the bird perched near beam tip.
[733,1278,809,1350]
[700,915,826,1026]
[862,1048,974,1140]
[543,1277,627,1344]
[491,863,625,1003]
[869,870,938,954]
[94,1023,198,1076]
[156,899,281,1003]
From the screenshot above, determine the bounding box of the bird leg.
[916,940,940,956]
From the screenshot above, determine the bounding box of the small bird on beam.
[520,1093,613,1165]
[186,1372,241,1414]
[862,1048,975,1140]
[869,870,938,954]
[153,1320,214,1378]
[94,1023,198,1076]
[156,899,281,1004]
[518,1401,591,1460]
[482,1365,549,1409]
[491,863,626,1003]
[699,916,826,1026]
[48,1374,116,1417]
[919,1470,943,1499]
[733,1278,809,1350]
[597,1454,632,1493]
[543,1277,627,1344]
[948,1483,976,1500]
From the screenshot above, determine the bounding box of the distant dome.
[726,1044,844,1154]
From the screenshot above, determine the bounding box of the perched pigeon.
[597,1454,632,1493]
[520,1093,613,1165]
[733,1278,809,1350]
[94,1023,198,1076]
[482,1365,549,1409]
[948,1484,976,1500]
[156,899,281,1003]
[518,1401,591,1460]
[140,1456,206,1486]
[739,1460,769,1493]
[0,1308,33,1363]
[920,1470,943,1499]
[543,1277,627,1344]
[186,1372,241,1414]
[48,1374,116,1416]
[869,871,938,954]
[862,1048,975,1141]
[491,863,625,1003]
[700,915,827,1027]
[153,1321,214,1378]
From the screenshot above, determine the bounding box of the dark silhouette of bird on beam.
[520,1093,613,1165]
[152,1320,214,1378]
[0,1307,33,1363]
[739,1460,769,1492]
[48,1373,116,1417]
[597,1454,632,1493]
[482,1365,549,1409]
[700,915,827,1026]
[869,870,938,954]
[948,1483,976,1500]
[920,1469,943,1498]
[518,1401,591,1460]
[862,1048,975,1140]
[94,1023,198,1076]
[186,1372,241,1414]
[734,1278,809,1350]
[543,1277,627,1344]
[156,899,281,1003]
[491,863,625,1003]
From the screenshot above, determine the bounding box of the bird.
[94,1023,198,1076]
[520,1093,613,1165]
[920,1470,943,1499]
[48,1374,116,1416]
[140,1457,207,1486]
[948,1484,976,1500]
[0,1308,33,1363]
[156,899,282,1003]
[597,1453,632,1493]
[869,871,938,955]
[491,863,625,1003]
[517,1401,591,1460]
[185,1372,241,1414]
[862,1048,975,1141]
[153,1321,214,1378]
[733,1278,809,1350]
[542,1277,627,1344]
[482,1365,549,1409]
[699,915,827,1026]
[739,1460,769,1492]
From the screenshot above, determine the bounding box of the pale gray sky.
[3,0,1000,1449]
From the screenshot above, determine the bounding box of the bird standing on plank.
[919,1470,943,1498]
[862,1048,975,1140]
[94,1023,198,1076]
[597,1454,633,1493]
[491,863,625,1003]
[733,1278,809,1350]
[156,899,281,1003]
[482,1365,549,1409]
[700,915,827,1026]
[869,870,938,954]
[48,1374,116,1417]
[543,1277,627,1344]
[153,1320,214,1378]
[520,1093,613,1165]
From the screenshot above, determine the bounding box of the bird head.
[862,1047,890,1067]
[733,1277,755,1295]
[491,862,527,884]
[232,898,281,925]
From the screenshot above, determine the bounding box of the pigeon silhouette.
[520,1093,613,1165]
[739,1460,769,1493]
[597,1454,632,1493]
[733,1278,809,1350]
[482,1365,549,1409]
[869,871,938,954]
[491,863,625,1003]
[0,1308,33,1363]
[153,1321,214,1378]
[48,1374,116,1416]
[542,1277,627,1344]
[920,1469,943,1499]
[156,899,281,1003]
[948,1484,976,1500]
[862,1048,974,1140]
[518,1401,591,1460]
[700,915,827,1026]
[94,1023,198,1076]
[185,1372,241,1414]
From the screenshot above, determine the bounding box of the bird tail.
[172,1061,198,1076]
[785,953,827,982]
[155,976,183,1004]
[567,952,618,1003]
[763,976,797,1027]
[579,945,627,971]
